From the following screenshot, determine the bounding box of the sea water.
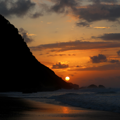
[1,88,120,113]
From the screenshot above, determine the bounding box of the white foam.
[1,88,120,113]
[49,88,120,113]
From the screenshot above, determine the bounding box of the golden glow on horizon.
[94,27,110,29]
[65,76,70,81]
[62,107,70,114]
[6,0,120,88]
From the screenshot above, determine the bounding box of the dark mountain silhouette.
[98,85,105,88]
[0,14,72,92]
[68,82,79,89]
[79,84,105,89]
[87,84,98,88]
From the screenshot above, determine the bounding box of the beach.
[0,95,120,120]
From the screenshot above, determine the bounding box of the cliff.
[0,14,72,92]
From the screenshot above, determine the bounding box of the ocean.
[1,88,120,113]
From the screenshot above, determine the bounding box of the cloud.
[0,0,36,17]
[30,40,120,52]
[1,0,120,23]
[93,27,110,29]
[90,54,107,63]
[76,21,90,27]
[76,4,120,23]
[50,0,120,25]
[30,12,43,18]
[117,50,120,56]
[70,63,120,71]
[19,28,33,43]
[27,33,36,36]
[90,54,119,63]
[50,0,79,13]
[68,54,76,56]
[49,0,120,26]
[47,54,66,57]
[110,59,119,63]
[69,74,74,76]
[90,0,118,4]
[57,54,66,56]
[52,62,69,69]
[92,33,120,41]
[47,54,76,57]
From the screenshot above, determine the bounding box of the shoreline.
[0,95,120,120]
[0,95,36,118]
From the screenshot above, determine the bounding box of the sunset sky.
[1,0,120,88]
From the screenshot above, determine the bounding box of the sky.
[1,0,120,88]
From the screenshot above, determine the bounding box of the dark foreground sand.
[0,95,120,120]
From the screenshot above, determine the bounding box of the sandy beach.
[0,95,120,120]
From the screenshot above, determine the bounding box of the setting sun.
[65,76,70,81]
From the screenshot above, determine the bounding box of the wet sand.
[0,96,120,120]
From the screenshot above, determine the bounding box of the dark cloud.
[50,0,120,25]
[90,54,119,63]
[30,12,43,18]
[90,54,107,63]
[47,54,75,57]
[70,63,120,71]
[68,54,76,56]
[76,4,120,23]
[46,52,49,54]
[30,40,120,52]
[110,59,119,63]
[69,74,74,76]
[92,33,120,41]
[30,3,50,18]
[76,21,90,27]
[1,0,120,22]
[50,0,78,13]
[47,54,66,57]
[0,0,36,17]
[90,0,118,4]
[19,28,33,43]
[59,54,66,56]
[52,62,69,69]
[117,50,120,56]
[47,54,56,57]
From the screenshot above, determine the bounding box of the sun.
[65,76,70,81]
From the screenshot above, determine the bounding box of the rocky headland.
[0,14,74,93]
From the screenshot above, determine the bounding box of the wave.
[49,89,120,113]
[1,88,120,113]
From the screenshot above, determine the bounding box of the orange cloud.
[52,62,69,69]
[70,63,120,71]
[30,40,120,52]
[94,27,110,29]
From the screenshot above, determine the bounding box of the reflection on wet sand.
[17,101,120,120]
